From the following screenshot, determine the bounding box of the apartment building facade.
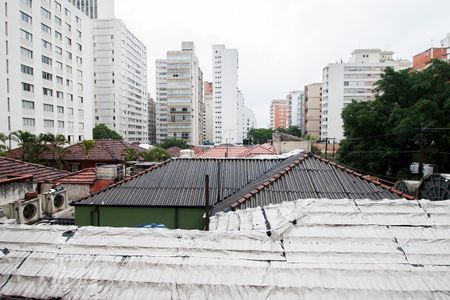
[0,0,94,145]
[203,81,213,144]
[93,18,148,143]
[156,42,203,145]
[147,95,156,144]
[287,90,304,131]
[270,99,290,129]
[304,83,322,138]
[321,49,410,141]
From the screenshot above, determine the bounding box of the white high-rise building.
[203,81,213,144]
[0,0,94,145]
[93,18,148,143]
[287,90,304,132]
[155,59,168,143]
[212,44,242,145]
[321,49,411,141]
[156,42,203,145]
[243,106,256,140]
[67,0,114,19]
[441,33,450,62]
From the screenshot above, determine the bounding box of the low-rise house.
[272,132,311,154]
[72,153,411,229]
[0,198,448,299]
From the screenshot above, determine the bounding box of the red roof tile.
[197,145,276,158]
[56,168,96,185]
[0,157,70,183]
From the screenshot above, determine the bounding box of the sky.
[115,0,450,128]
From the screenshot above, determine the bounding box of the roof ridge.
[99,140,118,160]
[310,154,414,200]
[71,158,173,206]
[0,156,70,175]
[227,154,309,211]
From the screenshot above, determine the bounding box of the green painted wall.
[74,206,205,230]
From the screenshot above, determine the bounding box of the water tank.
[96,165,119,179]
[179,149,195,158]
[418,174,450,200]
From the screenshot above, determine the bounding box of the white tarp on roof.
[0,199,449,299]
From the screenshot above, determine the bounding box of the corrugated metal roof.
[74,158,286,207]
[212,154,412,214]
[0,199,449,299]
[0,157,70,183]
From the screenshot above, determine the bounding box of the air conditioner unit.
[2,198,42,224]
[41,189,68,215]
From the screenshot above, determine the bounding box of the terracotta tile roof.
[56,168,96,185]
[166,146,182,157]
[6,146,55,160]
[197,145,276,158]
[0,157,70,183]
[60,140,145,162]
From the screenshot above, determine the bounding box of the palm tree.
[123,147,139,161]
[0,133,8,156]
[51,134,69,170]
[82,140,96,157]
[11,130,36,161]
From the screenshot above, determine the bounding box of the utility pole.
[325,138,329,159]
[204,175,210,231]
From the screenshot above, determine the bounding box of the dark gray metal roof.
[211,154,411,214]
[73,158,286,207]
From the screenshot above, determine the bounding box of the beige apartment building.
[304,83,322,138]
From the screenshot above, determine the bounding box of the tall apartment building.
[93,18,148,143]
[212,45,242,144]
[243,106,256,138]
[147,95,156,144]
[321,49,410,141]
[203,81,213,144]
[270,99,290,129]
[287,90,304,130]
[67,0,113,19]
[155,42,203,145]
[304,83,322,138]
[0,0,94,145]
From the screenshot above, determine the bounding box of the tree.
[0,133,8,156]
[82,140,96,157]
[140,148,171,162]
[160,138,188,149]
[277,126,302,138]
[337,60,450,179]
[93,124,122,140]
[247,128,273,145]
[123,147,140,161]
[11,130,37,161]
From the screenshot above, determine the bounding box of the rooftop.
[73,154,411,212]
[0,157,70,183]
[0,198,449,299]
[56,168,97,185]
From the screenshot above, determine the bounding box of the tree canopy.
[159,138,188,149]
[247,128,273,144]
[140,148,171,162]
[337,60,450,179]
[93,124,123,140]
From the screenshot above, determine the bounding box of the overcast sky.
[115,0,450,128]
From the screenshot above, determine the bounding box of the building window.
[76,56,82,64]
[44,119,54,127]
[41,7,51,19]
[58,121,64,128]
[55,16,62,26]
[68,108,74,115]
[21,64,33,75]
[23,118,35,127]
[20,29,33,41]
[42,71,52,81]
[65,22,71,32]
[55,46,62,55]
[43,88,53,96]
[43,103,53,112]
[20,0,32,7]
[20,11,32,24]
[20,47,33,59]
[55,1,61,12]
[57,106,64,114]
[42,39,52,50]
[64,8,71,17]
[41,55,52,65]
[76,30,81,39]
[55,31,62,40]
[56,76,63,85]
[41,23,51,34]
[56,61,63,70]
[66,37,71,46]
[56,91,63,99]
[22,82,34,92]
[66,51,72,60]
[22,100,34,110]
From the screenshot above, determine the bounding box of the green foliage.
[248,128,274,144]
[277,126,303,137]
[93,124,122,140]
[160,138,189,149]
[0,133,8,156]
[140,147,171,162]
[337,60,450,179]
[82,140,96,156]
[123,147,140,161]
